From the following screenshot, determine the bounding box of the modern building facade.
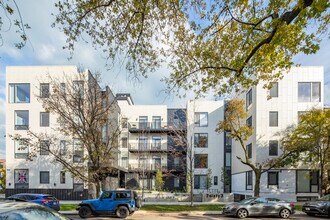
[231,66,324,202]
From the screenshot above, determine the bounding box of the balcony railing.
[128,163,167,172]
[128,143,168,152]
[128,122,186,133]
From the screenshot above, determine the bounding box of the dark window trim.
[194,154,208,169]
[269,140,279,156]
[40,112,50,127]
[40,83,50,98]
[246,171,253,190]
[194,133,208,148]
[246,89,252,110]
[247,143,252,159]
[40,171,50,184]
[9,83,31,103]
[269,111,279,127]
[194,112,208,127]
[295,170,319,194]
[267,171,279,187]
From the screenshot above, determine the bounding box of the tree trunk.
[320,165,324,197]
[254,170,261,197]
[95,180,101,199]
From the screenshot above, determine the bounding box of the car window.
[238,198,256,204]
[43,196,57,201]
[101,192,112,199]
[115,191,131,200]
[254,198,267,203]
[267,198,280,203]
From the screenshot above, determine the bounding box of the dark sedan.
[302,194,330,217]
[222,197,295,218]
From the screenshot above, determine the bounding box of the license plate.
[305,208,310,210]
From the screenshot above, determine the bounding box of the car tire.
[279,208,291,219]
[236,208,248,218]
[116,206,129,218]
[79,206,92,218]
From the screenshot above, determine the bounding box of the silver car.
[222,197,295,218]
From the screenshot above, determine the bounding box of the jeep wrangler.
[77,190,142,218]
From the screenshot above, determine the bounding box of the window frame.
[14,139,29,159]
[40,112,50,127]
[194,154,208,169]
[40,171,50,184]
[298,82,321,102]
[247,143,252,159]
[246,89,252,110]
[194,174,207,189]
[40,140,50,155]
[14,110,29,130]
[269,140,279,156]
[40,83,50,98]
[60,171,66,184]
[267,171,279,187]
[194,133,208,148]
[194,112,208,127]
[246,116,252,127]
[269,82,279,98]
[9,83,30,103]
[269,111,278,127]
[246,171,253,190]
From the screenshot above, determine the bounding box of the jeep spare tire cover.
[136,197,142,208]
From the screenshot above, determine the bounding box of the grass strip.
[60,204,79,211]
[140,204,223,212]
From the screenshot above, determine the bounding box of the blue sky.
[0,0,329,159]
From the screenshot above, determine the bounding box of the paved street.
[66,213,329,220]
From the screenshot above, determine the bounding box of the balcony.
[128,143,168,153]
[128,122,186,133]
[128,163,167,172]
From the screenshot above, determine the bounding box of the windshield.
[318,194,330,201]
[238,198,256,204]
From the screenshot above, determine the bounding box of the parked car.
[77,190,142,218]
[302,194,330,217]
[0,200,70,220]
[7,193,60,211]
[222,197,295,219]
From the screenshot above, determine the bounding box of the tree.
[54,0,329,96]
[11,71,121,198]
[206,168,212,191]
[281,108,330,196]
[216,99,299,196]
[155,169,164,192]
[0,0,30,48]
[0,167,5,193]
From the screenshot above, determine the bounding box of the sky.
[0,0,329,159]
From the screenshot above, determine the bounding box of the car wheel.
[116,206,129,218]
[236,208,248,218]
[279,208,291,219]
[79,206,92,218]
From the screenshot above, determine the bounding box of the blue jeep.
[77,190,142,218]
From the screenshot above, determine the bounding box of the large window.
[246,116,252,127]
[152,116,161,129]
[151,136,161,149]
[15,110,29,130]
[194,175,207,189]
[138,136,148,149]
[246,171,253,190]
[40,140,50,155]
[15,139,28,159]
[194,133,208,148]
[9,84,30,103]
[60,171,66,184]
[73,139,83,163]
[247,143,252,159]
[40,83,50,98]
[297,170,319,193]
[269,111,278,127]
[14,169,29,189]
[194,154,208,168]
[268,171,279,186]
[246,89,252,110]
[195,112,208,127]
[269,82,278,97]
[139,116,148,129]
[40,171,50,184]
[40,112,50,127]
[298,82,321,102]
[269,140,278,156]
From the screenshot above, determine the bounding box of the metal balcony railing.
[128,122,186,132]
[128,143,168,152]
[128,163,167,171]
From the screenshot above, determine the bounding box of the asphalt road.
[66,213,329,220]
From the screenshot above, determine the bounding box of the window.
[174,177,180,188]
[269,140,278,156]
[152,116,161,129]
[195,112,208,127]
[60,140,67,155]
[9,84,30,103]
[115,191,131,200]
[121,137,128,148]
[138,136,148,149]
[121,157,128,168]
[269,111,278,127]
[298,82,321,102]
[60,83,66,94]
[225,133,232,149]
[73,139,83,163]
[15,110,29,130]
[225,152,231,167]
[40,83,50,98]
[139,116,148,129]
[73,80,84,97]
[194,154,208,168]
[269,82,278,97]
[15,139,28,159]
[40,140,50,155]
[246,171,252,190]
[121,118,128,129]
[194,175,207,189]
[247,143,252,159]
[73,177,84,192]
[40,112,50,127]
[60,171,66,184]
[152,136,161,149]
[194,133,208,148]
[297,170,319,193]
[246,116,252,127]
[14,169,29,188]
[214,176,218,186]
[268,171,279,186]
[174,157,180,168]
[40,171,50,184]
[101,125,107,143]
[246,89,252,109]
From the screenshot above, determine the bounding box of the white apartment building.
[6,66,122,200]
[231,66,324,202]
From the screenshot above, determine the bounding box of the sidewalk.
[60,200,226,205]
